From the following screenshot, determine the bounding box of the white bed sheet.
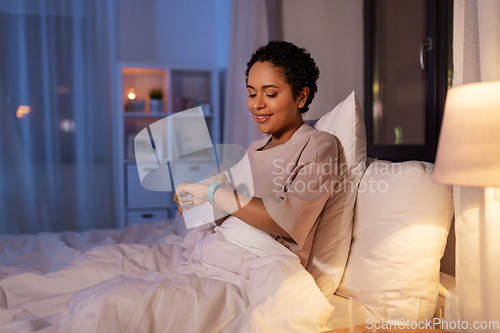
[0,217,333,332]
[321,294,375,331]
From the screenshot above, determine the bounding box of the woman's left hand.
[175,182,210,211]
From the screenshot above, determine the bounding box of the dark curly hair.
[245,40,320,113]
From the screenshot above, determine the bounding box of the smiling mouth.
[256,114,273,123]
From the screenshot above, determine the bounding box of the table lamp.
[434,80,500,189]
[433,80,500,331]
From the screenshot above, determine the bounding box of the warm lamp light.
[434,81,500,328]
[433,80,500,188]
[127,88,136,100]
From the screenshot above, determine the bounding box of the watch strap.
[208,182,224,204]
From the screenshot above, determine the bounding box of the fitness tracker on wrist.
[208,182,224,204]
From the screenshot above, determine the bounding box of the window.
[364,0,453,162]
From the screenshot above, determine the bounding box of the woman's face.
[246,61,306,137]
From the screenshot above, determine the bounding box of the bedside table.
[434,272,457,331]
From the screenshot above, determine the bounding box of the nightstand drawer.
[126,210,168,226]
[171,162,217,185]
[126,164,171,209]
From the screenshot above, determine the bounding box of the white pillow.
[336,161,453,322]
[307,91,367,297]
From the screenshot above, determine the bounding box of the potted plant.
[149,88,164,113]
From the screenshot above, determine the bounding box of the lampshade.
[434,80,500,187]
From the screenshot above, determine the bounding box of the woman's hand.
[173,173,232,214]
[175,182,211,212]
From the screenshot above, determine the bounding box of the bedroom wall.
[280,0,364,120]
[118,0,231,68]
[118,0,157,63]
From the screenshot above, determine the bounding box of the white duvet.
[0,217,333,332]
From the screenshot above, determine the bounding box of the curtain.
[0,0,117,234]
[452,1,500,332]
[222,0,270,147]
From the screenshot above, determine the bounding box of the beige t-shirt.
[246,122,339,267]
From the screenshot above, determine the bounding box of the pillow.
[336,161,453,322]
[306,91,367,297]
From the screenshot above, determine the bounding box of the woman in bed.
[175,40,338,268]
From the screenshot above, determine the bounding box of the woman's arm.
[213,205,228,226]
[175,181,290,237]
[173,174,230,225]
[173,187,228,226]
[212,187,290,237]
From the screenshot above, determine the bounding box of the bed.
[0,218,335,332]
[0,92,453,332]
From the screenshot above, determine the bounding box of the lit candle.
[16,105,30,118]
[128,88,136,100]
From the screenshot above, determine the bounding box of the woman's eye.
[266,94,277,98]
[248,94,256,98]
